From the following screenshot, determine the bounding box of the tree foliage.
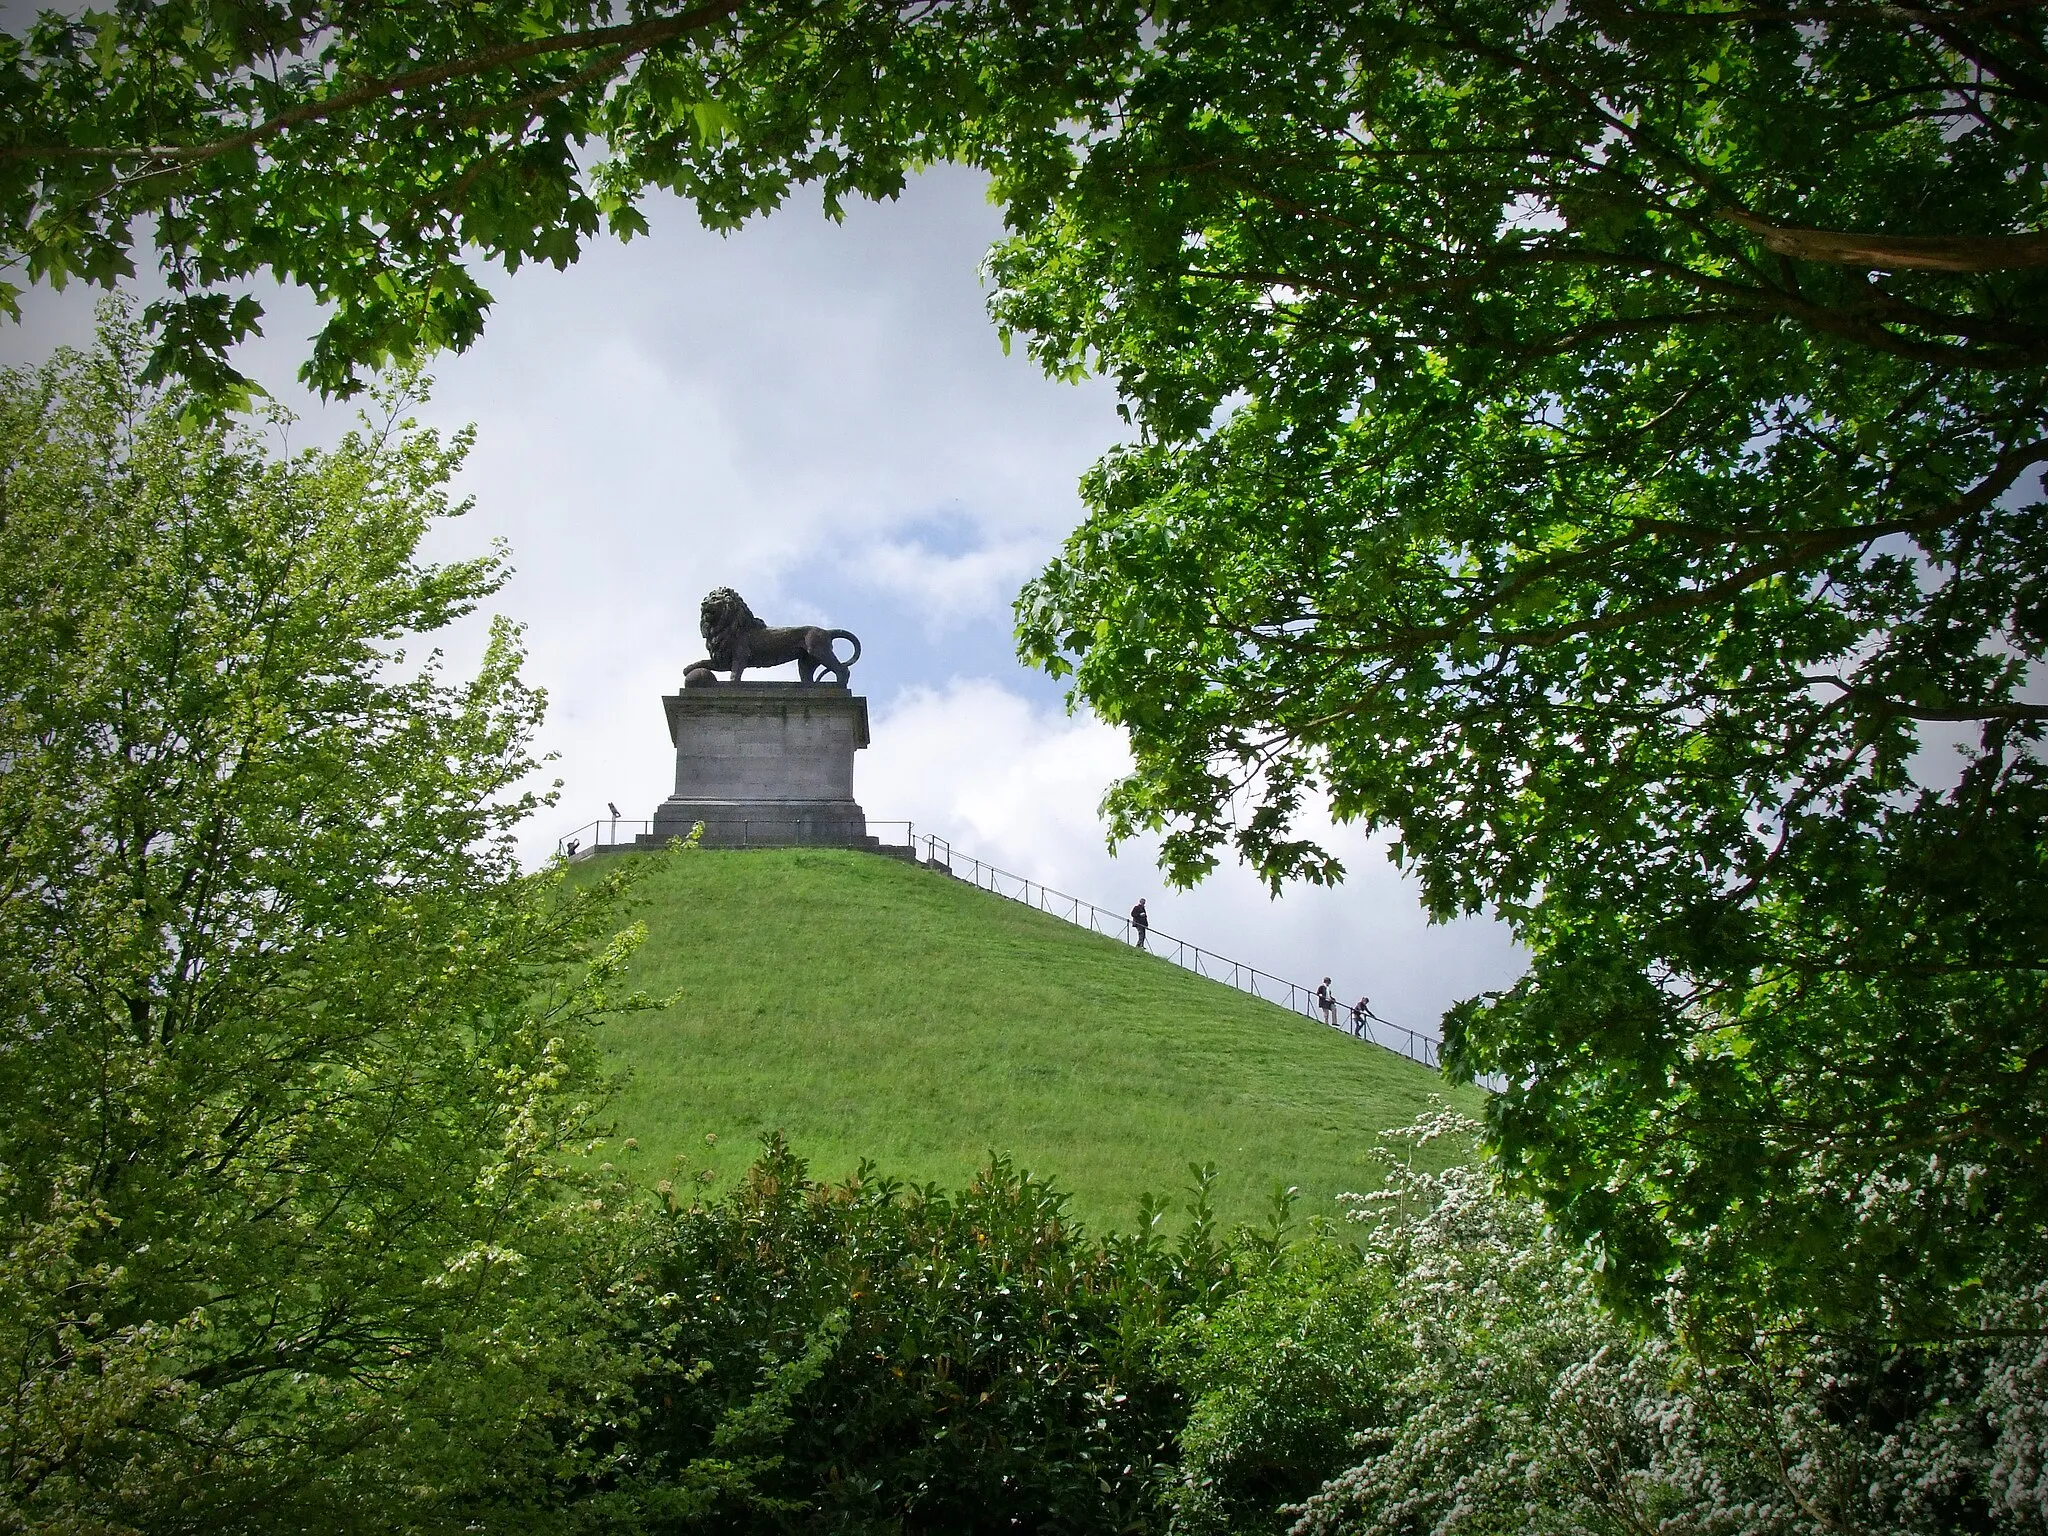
[0,314,648,1533]
[586,1138,1226,1532]
[0,0,1135,399]
[1158,1209,1400,1536]
[995,3,2048,1340]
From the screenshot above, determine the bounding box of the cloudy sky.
[4,164,1523,1039]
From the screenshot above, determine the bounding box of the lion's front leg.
[730,636,750,682]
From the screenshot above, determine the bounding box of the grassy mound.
[599,847,1479,1230]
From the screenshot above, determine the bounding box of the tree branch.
[1810,677,2048,721]
[1718,208,2048,272]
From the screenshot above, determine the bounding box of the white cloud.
[864,679,1130,878]
[844,535,1049,631]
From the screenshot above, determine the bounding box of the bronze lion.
[684,587,862,686]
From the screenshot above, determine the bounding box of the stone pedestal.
[639,683,874,849]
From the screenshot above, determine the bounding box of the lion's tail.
[827,629,863,667]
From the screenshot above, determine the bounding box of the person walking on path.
[1350,996,1372,1038]
[1130,898,1150,949]
[1316,977,1337,1027]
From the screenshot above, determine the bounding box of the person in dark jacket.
[1130,898,1150,949]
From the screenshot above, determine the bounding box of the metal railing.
[556,817,651,856]
[552,812,1477,1083]
[903,830,1457,1077]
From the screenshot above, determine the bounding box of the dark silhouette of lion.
[684,587,862,686]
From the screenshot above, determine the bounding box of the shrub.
[1294,1112,2048,1536]
[584,1139,1224,1533]
[1159,1208,1402,1536]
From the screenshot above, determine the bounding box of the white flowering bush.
[1287,1111,2048,1536]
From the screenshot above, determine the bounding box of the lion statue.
[684,587,863,686]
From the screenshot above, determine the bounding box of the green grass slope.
[599,847,1479,1231]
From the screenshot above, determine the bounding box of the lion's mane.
[699,586,763,670]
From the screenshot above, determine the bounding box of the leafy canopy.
[0,0,1139,399]
[0,312,650,1533]
[997,4,2048,1341]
